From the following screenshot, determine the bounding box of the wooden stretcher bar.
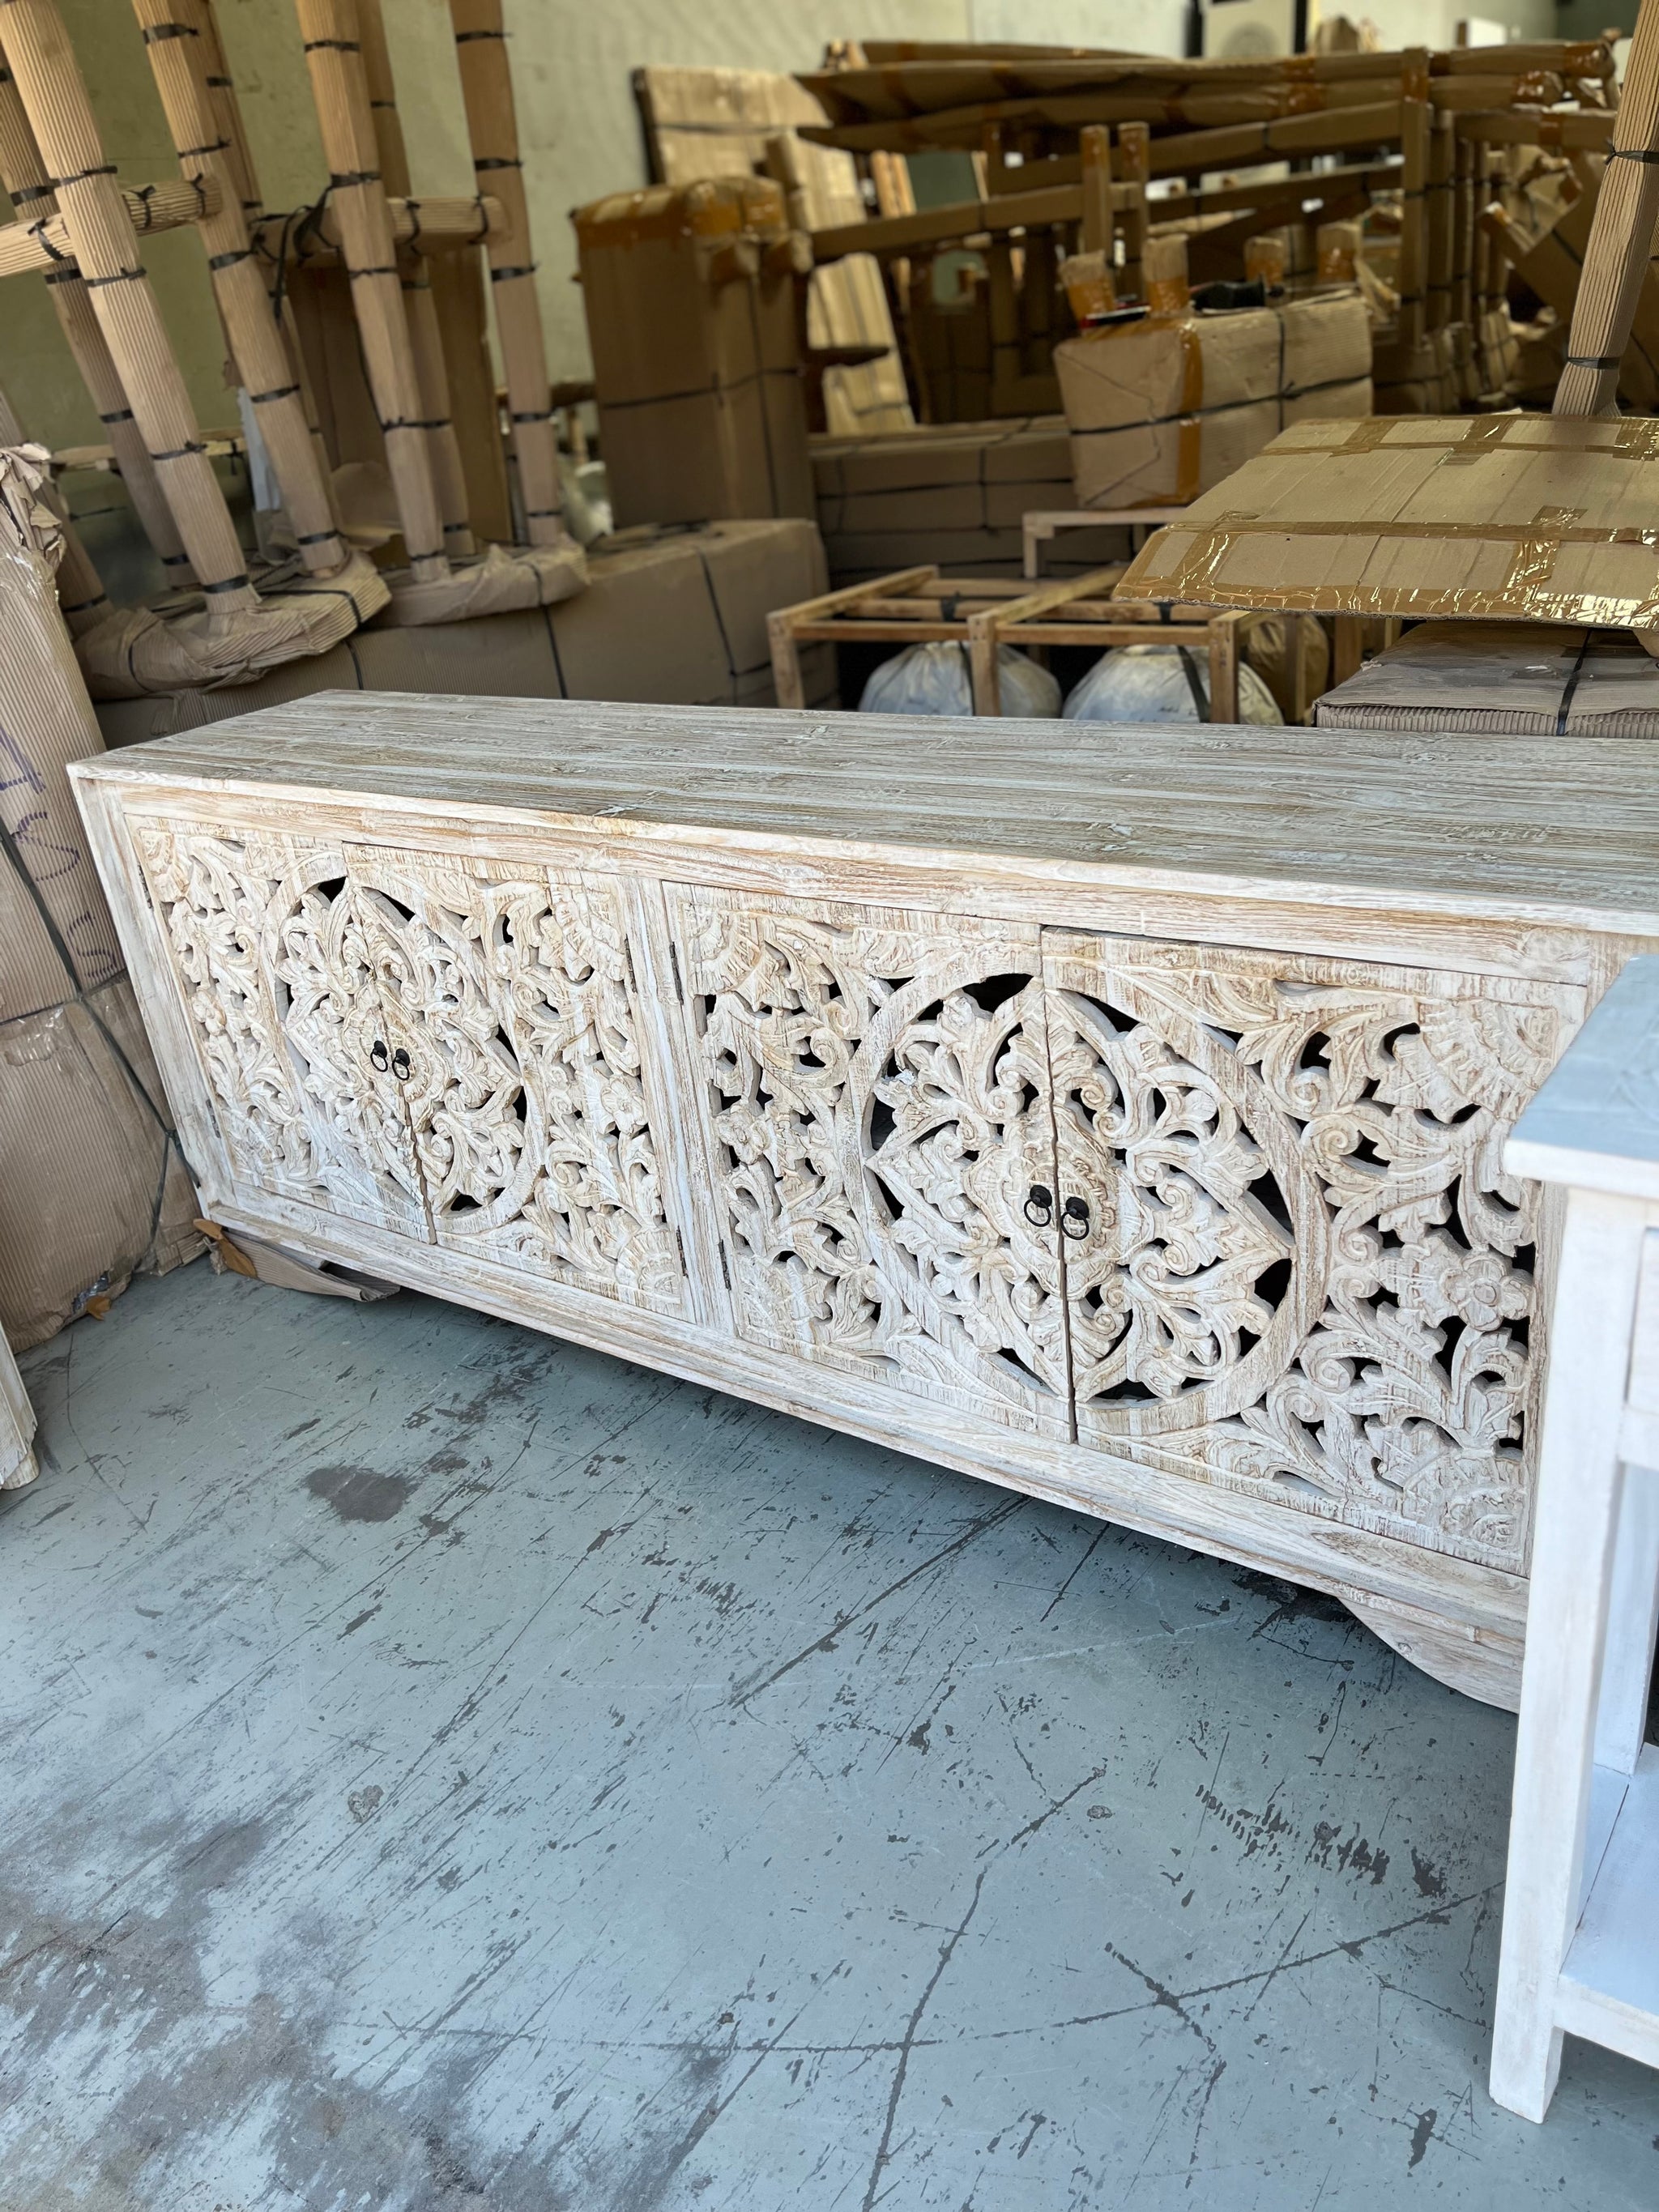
[768,563,1270,722]
[811,176,1142,263]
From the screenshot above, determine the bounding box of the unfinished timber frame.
[72,695,1659,1712]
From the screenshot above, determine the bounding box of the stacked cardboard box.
[811,417,1128,581]
[95,522,834,745]
[1316,622,1659,736]
[574,177,815,530]
[1055,292,1373,509]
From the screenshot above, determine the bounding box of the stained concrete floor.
[3,1264,1659,2211]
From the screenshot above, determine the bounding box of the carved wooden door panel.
[668,884,1069,1436]
[131,819,428,1236]
[1041,931,1584,1575]
[345,848,685,1314]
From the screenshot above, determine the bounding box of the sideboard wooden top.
[75,692,1659,937]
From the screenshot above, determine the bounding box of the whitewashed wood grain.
[71,693,1657,1713]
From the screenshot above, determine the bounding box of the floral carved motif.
[352,855,681,1310]
[133,820,424,1231]
[675,889,1067,1433]
[1046,937,1581,1571]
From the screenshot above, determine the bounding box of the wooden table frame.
[1491,955,1659,2121]
[768,564,1267,721]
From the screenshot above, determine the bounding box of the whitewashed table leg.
[1594,1465,1659,1778]
[1491,1187,1648,2121]
[0,1327,38,1491]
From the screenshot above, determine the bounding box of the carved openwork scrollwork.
[1046,936,1580,1571]
[674,888,1068,1434]
[351,855,680,1311]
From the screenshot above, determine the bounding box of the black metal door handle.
[1061,1196,1090,1239]
[369,1038,390,1072]
[390,1046,412,1081]
[1024,1183,1053,1226]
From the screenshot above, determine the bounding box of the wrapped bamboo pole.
[295,0,447,584]
[356,0,473,556]
[1556,0,1659,416]
[0,0,256,613]
[0,62,188,573]
[447,0,568,547]
[133,0,346,573]
[177,0,259,219]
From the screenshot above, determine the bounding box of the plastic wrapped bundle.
[1064,643,1281,726]
[859,641,1061,718]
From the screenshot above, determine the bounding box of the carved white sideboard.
[70,697,1659,1708]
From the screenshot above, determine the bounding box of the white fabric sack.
[858,641,1062,718]
[1063,641,1281,726]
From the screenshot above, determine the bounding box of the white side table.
[1,1325,38,1492]
[1491,953,1659,2120]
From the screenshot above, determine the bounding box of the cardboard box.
[1372,322,1464,415]
[811,416,1129,580]
[574,177,816,529]
[1055,292,1373,508]
[0,446,199,1349]
[95,521,836,748]
[1119,415,1659,629]
[1316,621,1659,735]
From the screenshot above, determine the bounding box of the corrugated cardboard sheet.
[0,445,199,1350]
[1316,620,1659,735]
[96,521,834,746]
[1120,415,1659,624]
[811,417,1129,580]
[1056,292,1373,509]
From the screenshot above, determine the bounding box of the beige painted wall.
[0,0,1556,450]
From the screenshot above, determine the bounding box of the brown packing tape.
[1150,516,1659,624]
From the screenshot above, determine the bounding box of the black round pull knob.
[1061,1195,1090,1239]
[1024,1183,1054,1226]
[390,1046,412,1081]
[369,1038,390,1072]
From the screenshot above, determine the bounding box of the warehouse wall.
[0,0,1559,454]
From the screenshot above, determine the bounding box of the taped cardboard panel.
[0,990,195,1351]
[1120,416,1659,624]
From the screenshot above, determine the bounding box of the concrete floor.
[4,1265,1659,2212]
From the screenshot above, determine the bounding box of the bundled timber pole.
[447,0,568,547]
[0,62,188,574]
[295,0,448,584]
[133,0,346,573]
[0,0,256,614]
[1556,0,1659,416]
[1397,55,1431,353]
[1117,120,1149,300]
[1079,123,1113,256]
[356,0,474,556]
